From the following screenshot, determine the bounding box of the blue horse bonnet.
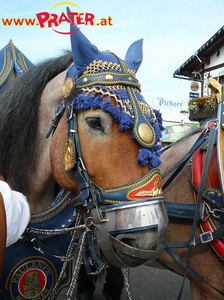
[63,24,164,169]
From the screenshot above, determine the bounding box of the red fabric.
[192,147,224,260]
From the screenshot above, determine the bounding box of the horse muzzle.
[91,197,168,268]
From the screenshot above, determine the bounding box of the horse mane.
[0,51,73,194]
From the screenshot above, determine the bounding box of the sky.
[1,0,224,114]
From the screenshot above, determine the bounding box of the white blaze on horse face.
[78,109,113,138]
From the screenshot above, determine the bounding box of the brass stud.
[105,74,113,81]
[62,77,74,98]
[83,77,88,84]
[138,123,153,143]
[129,77,133,82]
[222,123,224,128]
[64,138,75,172]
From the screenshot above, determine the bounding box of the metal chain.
[27,223,87,236]
[26,209,106,300]
[66,229,88,300]
[124,268,132,300]
[48,209,82,300]
[203,202,224,221]
[89,262,107,276]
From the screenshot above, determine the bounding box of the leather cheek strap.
[0,192,6,278]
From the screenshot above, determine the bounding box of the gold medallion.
[138,123,153,143]
[64,138,75,171]
[62,77,74,98]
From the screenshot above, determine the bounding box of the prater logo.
[1,2,113,34]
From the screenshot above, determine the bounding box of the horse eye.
[86,117,104,132]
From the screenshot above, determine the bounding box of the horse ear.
[125,39,143,72]
[67,7,99,70]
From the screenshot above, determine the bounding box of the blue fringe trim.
[72,90,163,168]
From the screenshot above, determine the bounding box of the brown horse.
[0,52,73,213]
[145,125,224,300]
[0,27,168,300]
[0,53,78,299]
[51,100,224,299]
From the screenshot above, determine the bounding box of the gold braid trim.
[0,52,13,85]
[82,86,134,118]
[83,60,136,76]
[82,85,153,118]
[17,52,28,72]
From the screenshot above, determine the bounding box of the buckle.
[31,237,45,254]
[200,231,213,244]
[55,100,66,117]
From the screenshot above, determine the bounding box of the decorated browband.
[62,52,156,149]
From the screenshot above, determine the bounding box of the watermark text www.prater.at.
[1,2,113,34]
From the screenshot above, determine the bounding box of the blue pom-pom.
[102,97,113,113]
[92,95,103,109]
[73,94,92,110]
[119,111,134,131]
[112,105,122,123]
[137,147,161,168]
[137,148,152,166]
[154,109,165,131]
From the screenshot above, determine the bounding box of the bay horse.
[146,120,224,299]
[0,24,168,300]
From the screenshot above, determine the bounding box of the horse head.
[50,23,168,269]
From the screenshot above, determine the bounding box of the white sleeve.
[0,181,30,247]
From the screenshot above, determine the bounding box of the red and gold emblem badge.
[6,257,57,299]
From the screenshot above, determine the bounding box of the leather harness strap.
[162,130,207,190]
[177,127,217,299]
[163,126,224,298]
[0,192,6,278]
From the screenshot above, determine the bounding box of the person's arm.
[0,181,30,247]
